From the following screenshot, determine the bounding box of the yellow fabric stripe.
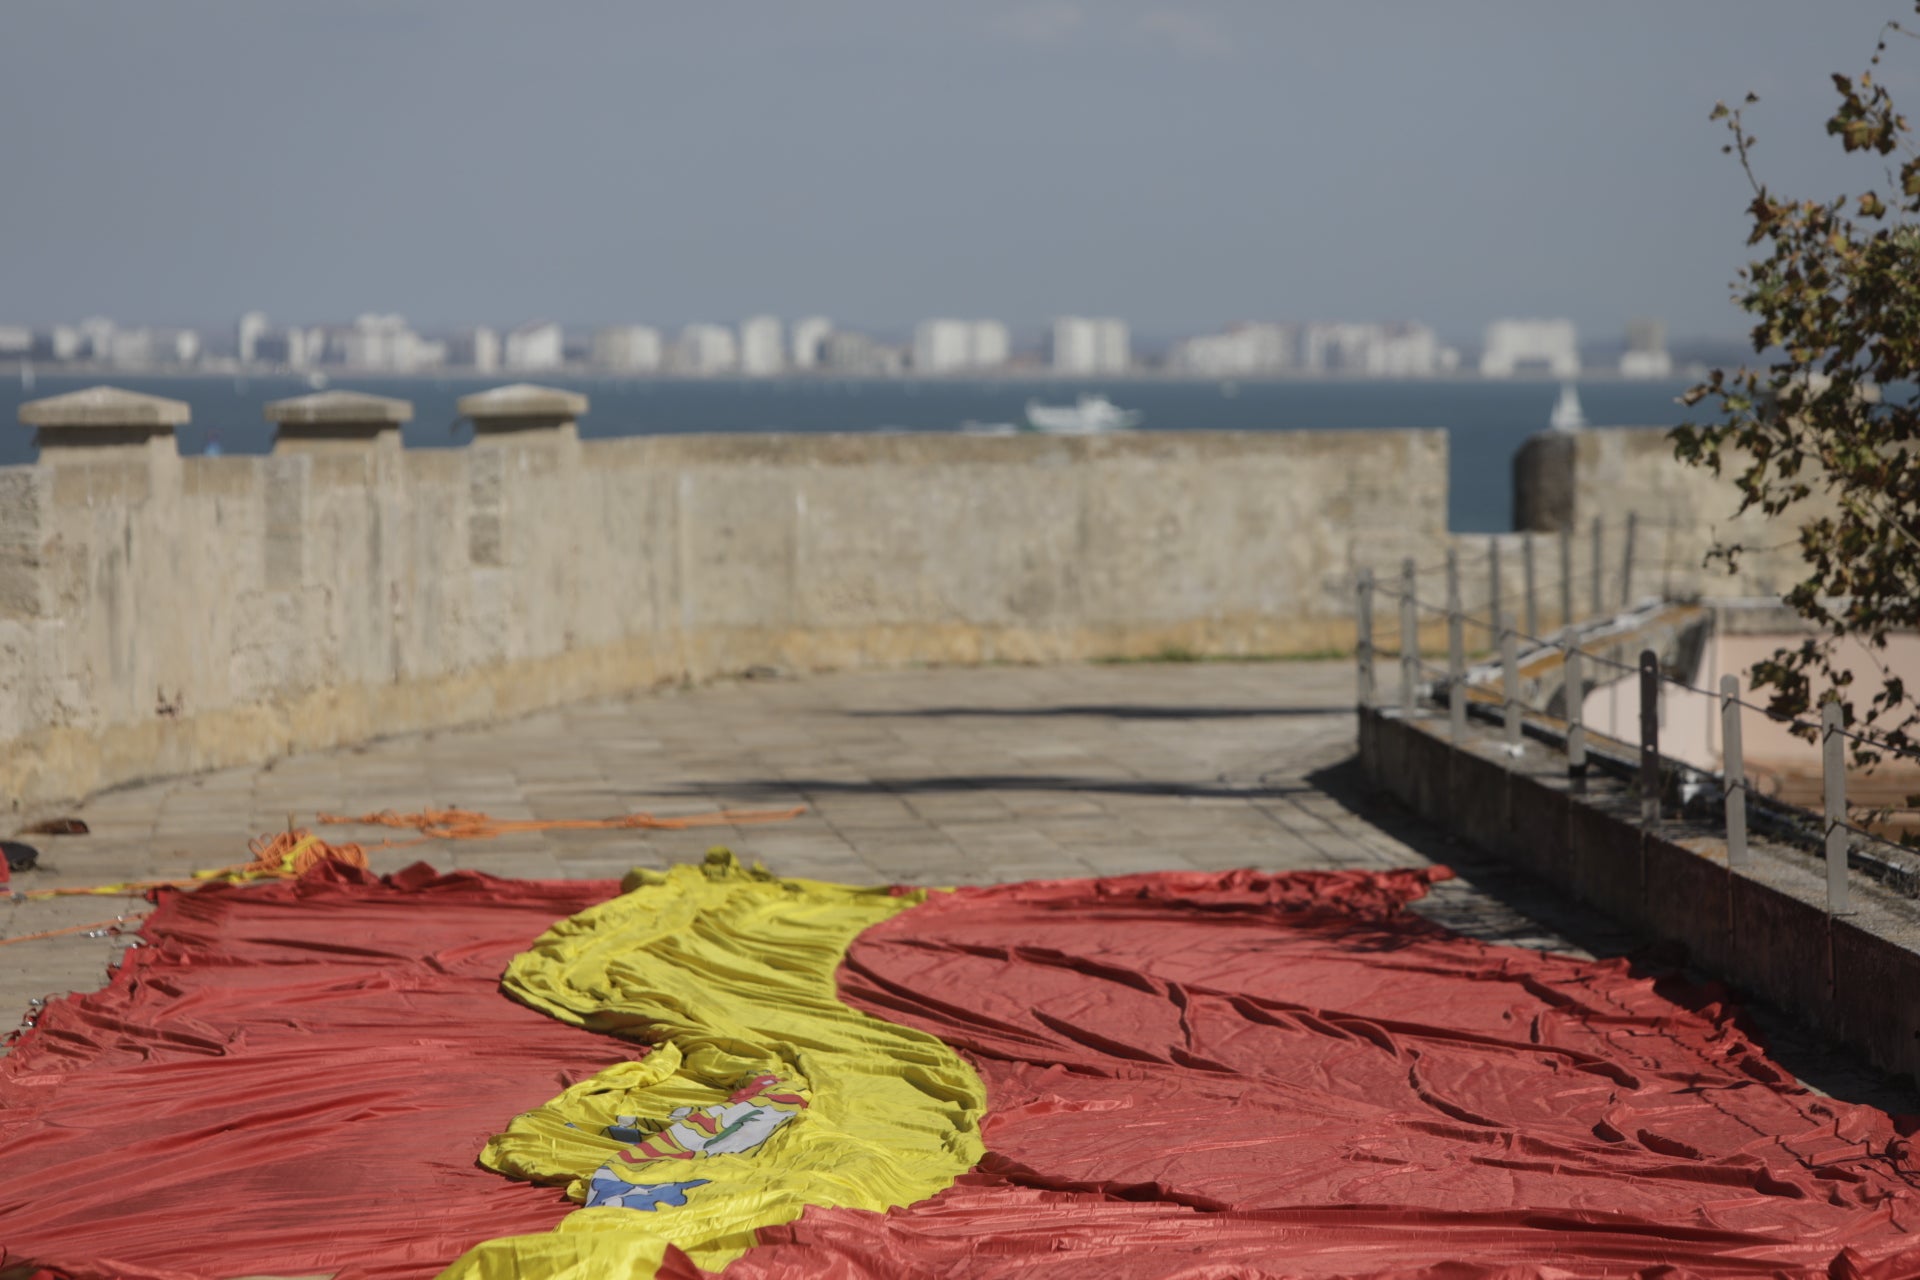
[436,850,986,1280]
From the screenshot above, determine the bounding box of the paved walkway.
[4,660,1911,1111]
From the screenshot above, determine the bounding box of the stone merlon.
[456,383,588,433]
[18,385,191,433]
[264,390,414,427]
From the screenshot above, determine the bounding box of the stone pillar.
[19,384,188,463]
[17,384,188,515]
[456,382,588,440]
[1512,427,1576,533]
[265,389,411,452]
[262,391,413,679]
[453,385,590,661]
[14,386,189,741]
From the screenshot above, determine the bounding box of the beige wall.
[0,427,1446,809]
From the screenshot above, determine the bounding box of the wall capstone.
[266,390,412,452]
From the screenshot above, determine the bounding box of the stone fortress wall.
[2,385,1454,808]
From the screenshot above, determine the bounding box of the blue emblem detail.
[585,1174,710,1211]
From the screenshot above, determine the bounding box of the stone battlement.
[1,386,1445,807]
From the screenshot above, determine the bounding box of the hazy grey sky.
[2,1,1913,341]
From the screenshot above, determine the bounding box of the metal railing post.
[1502,628,1521,751]
[1356,570,1375,709]
[1620,511,1638,608]
[1559,525,1573,632]
[1639,649,1660,830]
[1823,699,1851,914]
[1590,516,1604,618]
[1447,549,1466,743]
[1565,644,1587,784]
[1399,557,1418,715]
[1522,533,1538,641]
[1488,536,1503,647]
[1721,674,1748,870]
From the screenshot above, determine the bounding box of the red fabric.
[8,863,1920,1279]
[0,863,631,1280]
[712,868,1920,1279]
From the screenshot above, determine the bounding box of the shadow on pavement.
[669,774,1316,802]
[849,704,1343,721]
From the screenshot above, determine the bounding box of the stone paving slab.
[3,660,1913,1114]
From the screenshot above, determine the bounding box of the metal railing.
[1356,530,1920,916]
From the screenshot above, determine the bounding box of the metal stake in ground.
[1591,516,1604,619]
[1639,649,1659,830]
[1565,644,1587,787]
[1522,534,1538,641]
[1399,557,1418,716]
[1488,537,1503,645]
[1559,525,1574,633]
[1721,675,1748,871]
[1620,512,1639,609]
[1823,699,1852,915]
[1502,628,1521,752]
[1447,549,1466,744]
[1355,570,1374,710]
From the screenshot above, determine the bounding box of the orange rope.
[0,914,148,948]
[315,805,806,843]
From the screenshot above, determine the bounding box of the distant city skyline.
[2,309,1702,381]
[6,2,1910,342]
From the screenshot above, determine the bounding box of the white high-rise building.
[914,319,1012,372]
[1295,322,1453,376]
[1372,324,1442,377]
[0,326,31,357]
[163,329,201,366]
[913,319,973,373]
[791,316,832,369]
[819,331,904,376]
[106,329,154,367]
[673,324,739,374]
[591,325,664,373]
[1051,317,1129,374]
[506,321,565,371]
[341,314,439,372]
[37,326,83,362]
[285,326,325,369]
[1480,319,1579,378]
[78,317,116,362]
[1170,323,1293,376]
[739,315,785,376]
[451,327,501,373]
[237,312,270,365]
[970,320,1010,369]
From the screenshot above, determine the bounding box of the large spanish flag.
[3,852,1918,1278]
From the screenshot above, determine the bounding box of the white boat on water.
[1024,393,1141,434]
[1549,383,1586,431]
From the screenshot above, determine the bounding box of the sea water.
[0,373,1701,532]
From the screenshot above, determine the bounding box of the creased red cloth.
[0,863,631,1280]
[703,868,1920,1279]
[7,863,1920,1280]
